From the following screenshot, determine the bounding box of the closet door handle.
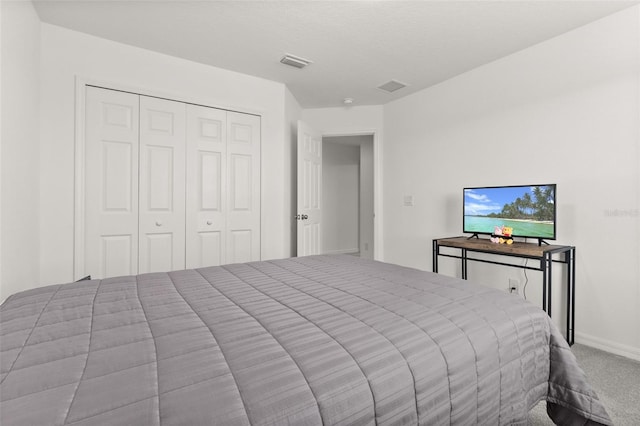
[155,220,162,227]
[206,220,213,225]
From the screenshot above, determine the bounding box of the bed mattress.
[0,255,611,425]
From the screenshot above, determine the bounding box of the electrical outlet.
[509,278,519,294]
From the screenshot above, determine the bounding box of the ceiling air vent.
[378,79,408,93]
[280,54,312,69]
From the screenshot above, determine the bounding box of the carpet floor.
[528,343,640,425]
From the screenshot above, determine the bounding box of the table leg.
[548,253,553,318]
[568,248,575,345]
[462,248,467,279]
[541,257,547,313]
[432,240,438,273]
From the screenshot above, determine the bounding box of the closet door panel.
[139,96,186,273]
[101,235,133,278]
[229,154,252,210]
[85,87,140,278]
[226,112,261,263]
[194,231,222,268]
[229,230,252,263]
[143,233,174,272]
[186,105,227,268]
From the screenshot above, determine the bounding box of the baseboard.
[324,248,360,255]
[575,332,640,362]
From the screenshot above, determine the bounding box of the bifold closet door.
[185,108,261,267]
[84,87,140,278]
[185,105,227,268]
[83,87,260,278]
[138,96,186,273]
[227,111,261,263]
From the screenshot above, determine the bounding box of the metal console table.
[432,236,575,345]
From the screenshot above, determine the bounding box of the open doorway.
[322,135,374,259]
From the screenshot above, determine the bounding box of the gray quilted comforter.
[1,255,611,425]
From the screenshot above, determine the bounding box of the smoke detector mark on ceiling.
[280,54,312,69]
[378,80,408,93]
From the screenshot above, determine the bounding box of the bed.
[0,255,611,425]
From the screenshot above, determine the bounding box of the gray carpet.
[528,344,640,425]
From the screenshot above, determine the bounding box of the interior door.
[138,96,186,273]
[185,105,227,268]
[296,120,322,256]
[84,87,140,278]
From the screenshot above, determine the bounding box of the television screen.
[463,184,556,240]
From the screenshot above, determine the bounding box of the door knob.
[206,220,212,225]
[155,220,162,226]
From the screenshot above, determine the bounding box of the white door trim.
[73,78,88,280]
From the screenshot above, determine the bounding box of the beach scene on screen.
[464,185,555,238]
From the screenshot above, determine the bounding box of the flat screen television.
[463,184,556,241]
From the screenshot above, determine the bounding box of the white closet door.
[138,96,186,273]
[84,87,140,278]
[226,112,261,263]
[185,105,227,268]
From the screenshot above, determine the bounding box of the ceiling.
[32,0,639,108]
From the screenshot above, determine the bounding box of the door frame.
[318,129,382,261]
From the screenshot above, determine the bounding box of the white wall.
[302,105,384,137]
[383,7,640,359]
[35,24,291,288]
[0,1,41,301]
[301,105,384,259]
[323,141,360,254]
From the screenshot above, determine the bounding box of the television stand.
[537,238,550,246]
[467,233,480,240]
[432,236,575,345]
